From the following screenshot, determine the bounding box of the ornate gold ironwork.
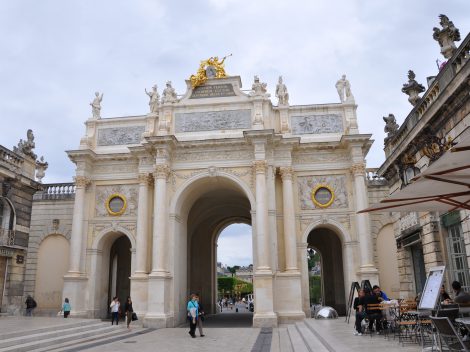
[106,193,127,216]
[311,184,335,209]
[189,54,232,88]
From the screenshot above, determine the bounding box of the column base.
[145,272,172,327]
[63,274,89,317]
[277,312,306,324]
[130,275,149,316]
[253,313,278,327]
[143,314,174,328]
[358,264,379,285]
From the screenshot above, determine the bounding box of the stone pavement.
[0,315,423,351]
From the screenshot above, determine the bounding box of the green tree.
[226,265,240,277]
[218,277,236,296]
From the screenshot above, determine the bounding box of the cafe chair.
[431,316,470,351]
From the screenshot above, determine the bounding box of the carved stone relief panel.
[97,126,145,146]
[175,110,251,133]
[94,162,138,174]
[174,148,253,162]
[291,114,343,135]
[293,151,349,164]
[95,184,139,217]
[297,175,349,210]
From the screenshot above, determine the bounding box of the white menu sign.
[419,266,445,310]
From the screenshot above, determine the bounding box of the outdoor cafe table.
[459,307,470,316]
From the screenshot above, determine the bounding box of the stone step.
[0,321,106,349]
[286,325,309,352]
[0,324,118,352]
[271,327,294,352]
[33,327,149,352]
[295,321,329,352]
[0,319,100,340]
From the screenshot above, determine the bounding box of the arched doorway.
[188,189,251,315]
[171,174,254,325]
[91,231,133,319]
[307,227,346,314]
[108,236,132,311]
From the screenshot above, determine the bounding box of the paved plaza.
[0,313,422,352]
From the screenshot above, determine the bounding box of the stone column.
[145,163,172,328]
[351,163,377,275]
[280,167,298,271]
[135,173,150,275]
[63,175,90,317]
[68,176,90,274]
[253,160,270,271]
[152,164,170,273]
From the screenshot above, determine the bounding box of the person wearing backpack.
[25,295,37,316]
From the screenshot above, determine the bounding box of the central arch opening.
[177,175,253,326]
[214,223,254,326]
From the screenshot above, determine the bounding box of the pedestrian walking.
[124,296,134,329]
[25,295,37,316]
[110,296,120,325]
[195,294,205,337]
[62,298,71,318]
[187,294,198,338]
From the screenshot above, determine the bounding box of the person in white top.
[110,297,120,325]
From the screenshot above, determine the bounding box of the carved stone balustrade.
[0,145,24,170]
[35,183,76,201]
[366,168,387,186]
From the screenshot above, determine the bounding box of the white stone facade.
[29,74,389,327]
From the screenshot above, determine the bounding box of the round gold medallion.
[106,194,127,216]
[311,184,335,208]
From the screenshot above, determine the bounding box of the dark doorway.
[108,235,131,311]
[307,227,346,315]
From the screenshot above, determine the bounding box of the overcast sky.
[0,1,468,183]
[217,224,252,267]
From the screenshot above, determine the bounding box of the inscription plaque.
[291,114,343,135]
[190,83,236,99]
[97,126,145,146]
[175,109,251,133]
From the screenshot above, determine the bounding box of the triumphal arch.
[61,59,379,328]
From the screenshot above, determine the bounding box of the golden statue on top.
[190,54,232,88]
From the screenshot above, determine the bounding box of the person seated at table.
[440,284,451,304]
[373,285,389,302]
[364,288,383,334]
[353,289,366,336]
[452,281,470,304]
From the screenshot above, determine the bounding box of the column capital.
[252,160,267,174]
[74,176,91,189]
[279,166,294,181]
[153,164,171,180]
[350,163,366,176]
[138,173,152,185]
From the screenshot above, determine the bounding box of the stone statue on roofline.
[401,70,425,106]
[275,76,289,105]
[35,156,48,183]
[383,114,399,144]
[250,75,269,97]
[14,129,37,160]
[433,14,461,59]
[145,85,160,113]
[90,92,103,119]
[335,74,354,103]
[161,81,178,104]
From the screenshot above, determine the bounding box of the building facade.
[0,131,43,314]
[378,17,470,298]
[27,67,397,326]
